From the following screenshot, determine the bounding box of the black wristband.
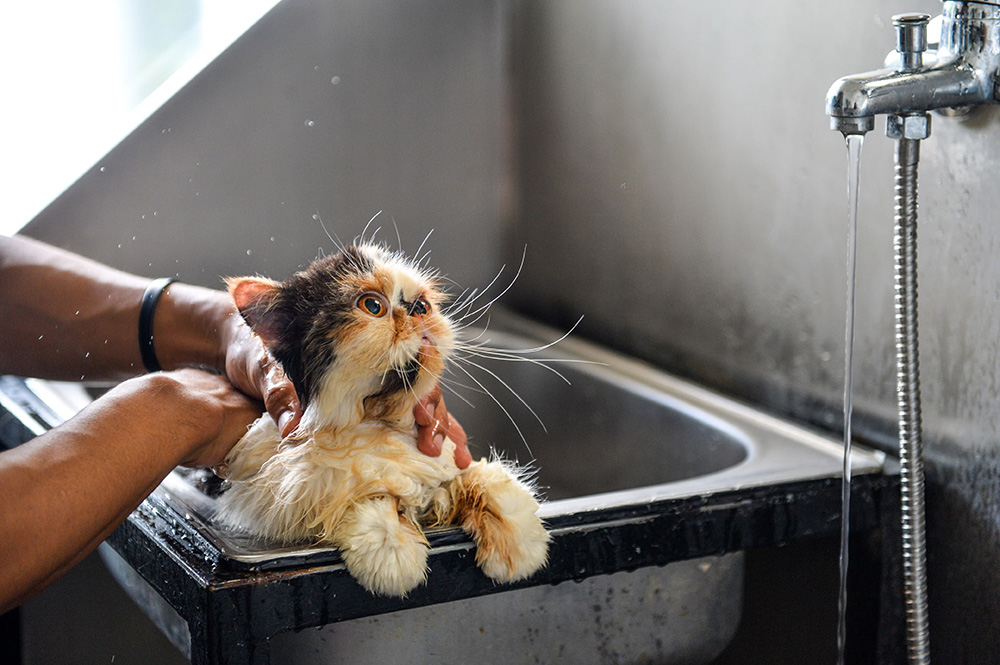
[138,278,178,373]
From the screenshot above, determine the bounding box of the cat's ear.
[226,276,287,348]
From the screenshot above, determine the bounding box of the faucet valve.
[888,14,933,142]
[894,13,931,71]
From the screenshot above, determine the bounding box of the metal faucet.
[825,3,1000,664]
[826,0,1000,135]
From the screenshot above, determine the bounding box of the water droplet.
[305,120,315,127]
[141,215,147,220]
[99,166,107,173]
[246,249,252,256]
[117,243,122,249]
[153,211,158,216]
[270,236,276,242]
[331,76,341,85]
[312,213,320,220]
[132,236,137,241]
[84,352,90,358]
[314,65,319,71]
[37,335,44,340]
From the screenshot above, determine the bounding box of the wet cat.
[217,242,549,596]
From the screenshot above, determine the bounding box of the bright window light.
[0,0,280,236]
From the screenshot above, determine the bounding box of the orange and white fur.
[216,243,549,596]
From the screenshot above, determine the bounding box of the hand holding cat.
[416,384,472,469]
[0,235,480,611]
[220,310,303,438]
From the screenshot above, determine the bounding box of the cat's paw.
[338,496,430,597]
[459,461,550,583]
[475,508,550,583]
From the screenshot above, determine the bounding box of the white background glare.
[0,0,279,236]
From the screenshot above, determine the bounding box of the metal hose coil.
[894,137,931,665]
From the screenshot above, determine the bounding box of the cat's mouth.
[384,338,433,388]
[395,358,421,385]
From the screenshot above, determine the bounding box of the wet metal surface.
[2,314,887,664]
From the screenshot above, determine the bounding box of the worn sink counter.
[0,313,890,665]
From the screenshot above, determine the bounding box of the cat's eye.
[357,293,388,318]
[409,296,431,316]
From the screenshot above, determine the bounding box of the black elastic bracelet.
[138,277,178,373]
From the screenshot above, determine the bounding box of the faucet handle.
[894,13,931,71]
[888,13,933,140]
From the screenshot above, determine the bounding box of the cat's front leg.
[335,494,430,597]
[454,460,550,583]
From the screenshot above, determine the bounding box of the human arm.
[0,369,260,614]
[0,234,468,460]
[0,234,301,430]
[0,234,149,381]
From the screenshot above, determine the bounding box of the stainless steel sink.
[1,311,885,665]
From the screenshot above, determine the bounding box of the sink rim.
[143,311,883,570]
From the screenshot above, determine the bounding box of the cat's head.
[227,243,454,430]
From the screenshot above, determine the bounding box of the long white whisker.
[451,360,533,455]
[450,263,508,319]
[449,318,495,345]
[359,211,382,245]
[438,364,488,395]
[414,229,435,261]
[453,355,547,436]
[391,217,402,253]
[454,246,527,327]
[457,316,586,357]
[437,378,481,409]
[446,287,482,318]
[452,348,583,385]
[315,211,342,251]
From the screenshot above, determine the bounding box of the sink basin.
[0,311,885,665]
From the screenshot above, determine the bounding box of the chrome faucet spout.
[825,1,1000,135]
[826,66,985,132]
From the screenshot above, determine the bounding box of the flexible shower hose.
[894,136,931,664]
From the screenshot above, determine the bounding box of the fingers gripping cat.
[216,243,549,596]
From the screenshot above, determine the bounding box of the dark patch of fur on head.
[256,246,376,407]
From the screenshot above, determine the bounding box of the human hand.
[415,384,472,469]
[220,312,303,438]
[139,369,261,468]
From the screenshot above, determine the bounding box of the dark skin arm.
[0,234,470,454]
[0,369,260,614]
[0,234,470,611]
